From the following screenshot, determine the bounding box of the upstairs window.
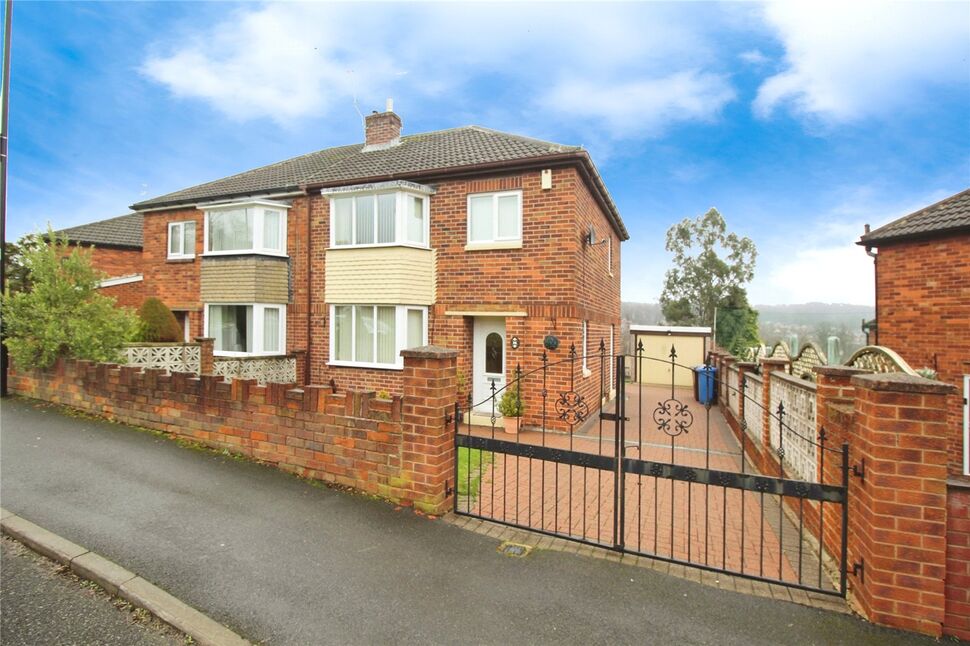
[204,201,288,256]
[330,192,428,248]
[467,190,522,248]
[167,221,196,259]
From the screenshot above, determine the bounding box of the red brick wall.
[8,353,457,513]
[142,208,204,338]
[946,485,970,640]
[874,234,970,475]
[75,244,143,279]
[100,280,144,309]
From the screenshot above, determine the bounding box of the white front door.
[472,317,506,412]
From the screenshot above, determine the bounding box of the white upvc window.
[467,190,522,247]
[205,303,286,356]
[203,200,288,257]
[329,304,428,370]
[167,221,196,259]
[330,191,429,248]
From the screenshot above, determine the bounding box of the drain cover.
[498,541,533,558]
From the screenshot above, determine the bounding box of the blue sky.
[7,1,969,305]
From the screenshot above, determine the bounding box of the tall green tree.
[715,286,761,357]
[1,229,139,369]
[660,208,757,328]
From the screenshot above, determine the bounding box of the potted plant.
[497,388,525,435]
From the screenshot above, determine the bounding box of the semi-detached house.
[77,106,628,418]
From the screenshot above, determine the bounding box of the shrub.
[137,297,183,342]
[497,387,524,418]
[1,228,139,369]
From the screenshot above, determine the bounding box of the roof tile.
[860,188,970,244]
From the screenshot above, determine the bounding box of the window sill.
[202,251,288,259]
[327,243,430,252]
[166,257,195,263]
[464,240,523,251]
[327,360,403,372]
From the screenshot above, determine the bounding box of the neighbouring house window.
[330,192,428,248]
[206,304,285,355]
[204,202,288,256]
[167,221,196,259]
[467,190,522,245]
[330,304,428,369]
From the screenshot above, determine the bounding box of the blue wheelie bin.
[694,366,717,405]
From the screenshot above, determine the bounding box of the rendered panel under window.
[182,222,195,255]
[333,306,352,361]
[377,194,396,244]
[376,306,396,364]
[209,209,253,252]
[263,211,281,251]
[469,196,493,242]
[355,196,375,245]
[406,309,423,349]
[497,195,518,239]
[333,199,352,246]
[263,308,280,353]
[355,306,375,362]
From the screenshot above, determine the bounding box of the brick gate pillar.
[846,372,956,636]
[194,337,214,375]
[401,346,459,515]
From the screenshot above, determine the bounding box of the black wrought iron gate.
[454,345,849,596]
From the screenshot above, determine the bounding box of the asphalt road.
[0,536,181,645]
[0,396,954,645]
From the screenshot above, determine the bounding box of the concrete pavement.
[0,396,954,645]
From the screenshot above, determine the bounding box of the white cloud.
[754,1,970,121]
[540,72,736,138]
[142,3,734,138]
[739,49,769,65]
[754,244,875,305]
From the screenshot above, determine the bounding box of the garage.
[629,325,712,387]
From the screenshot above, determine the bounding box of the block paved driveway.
[464,384,830,591]
[0,396,933,645]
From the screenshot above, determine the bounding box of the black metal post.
[840,442,850,596]
[0,0,13,398]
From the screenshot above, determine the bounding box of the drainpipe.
[864,224,878,346]
[304,191,313,385]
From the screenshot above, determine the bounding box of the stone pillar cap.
[850,372,957,394]
[400,346,458,359]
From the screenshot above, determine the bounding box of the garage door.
[635,334,705,387]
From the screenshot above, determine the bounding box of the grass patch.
[457,447,493,499]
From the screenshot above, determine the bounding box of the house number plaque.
[510,336,520,350]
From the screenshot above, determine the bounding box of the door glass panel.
[485,332,502,374]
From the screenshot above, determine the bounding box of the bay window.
[329,191,429,248]
[467,190,522,247]
[203,200,288,256]
[206,303,286,356]
[167,221,196,259]
[330,304,428,369]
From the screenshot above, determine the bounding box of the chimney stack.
[363,98,402,149]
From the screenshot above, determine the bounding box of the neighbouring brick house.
[858,188,970,640]
[72,105,627,422]
[58,212,146,311]
[858,187,970,479]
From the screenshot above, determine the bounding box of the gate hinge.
[852,559,865,583]
[852,458,866,482]
[599,412,630,422]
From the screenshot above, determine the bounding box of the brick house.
[858,187,969,479]
[58,212,146,311]
[77,107,628,420]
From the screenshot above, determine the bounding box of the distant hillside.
[622,301,875,359]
